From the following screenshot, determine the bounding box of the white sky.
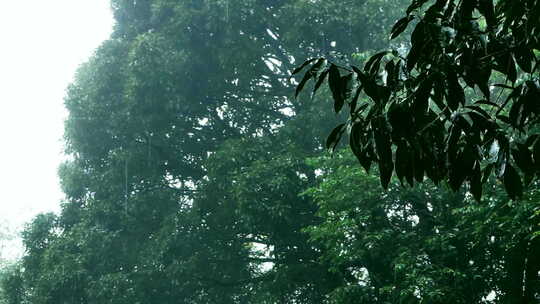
[0,1,113,260]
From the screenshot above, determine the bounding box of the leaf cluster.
[295,0,540,201]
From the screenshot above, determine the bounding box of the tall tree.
[17,0,410,303]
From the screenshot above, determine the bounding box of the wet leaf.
[470,162,482,201]
[364,51,390,74]
[312,69,329,97]
[515,48,534,73]
[350,122,372,172]
[449,146,475,192]
[350,85,363,115]
[511,143,534,179]
[406,0,430,15]
[414,77,432,115]
[503,164,523,200]
[373,118,393,189]
[328,64,345,112]
[295,71,313,98]
[291,58,318,75]
[395,143,410,185]
[390,16,413,39]
[446,72,464,110]
[326,123,346,151]
[533,138,540,169]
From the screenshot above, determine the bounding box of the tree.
[15,0,410,303]
[295,0,540,200]
[0,221,21,304]
[0,264,25,304]
[304,150,540,303]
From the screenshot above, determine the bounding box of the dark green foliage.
[304,151,540,303]
[295,0,540,201]
[9,1,540,304]
[0,264,25,304]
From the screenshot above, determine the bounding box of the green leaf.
[406,42,422,71]
[350,85,363,115]
[406,21,427,71]
[506,54,517,83]
[312,69,329,97]
[406,0,429,15]
[413,77,432,115]
[475,99,500,108]
[492,83,515,90]
[431,75,447,111]
[395,142,410,186]
[413,152,424,183]
[496,115,511,125]
[515,48,534,73]
[350,122,372,172]
[470,161,482,201]
[326,123,346,151]
[533,138,540,169]
[447,125,462,153]
[390,16,414,39]
[328,64,345,112]
[465,105,491,119]
[295,71,313,98]
[525,134,539,147]
[385,60,398,88]
[364,51,390,75]
[471,57,492,100]
[478,0,496,28]
[373,118,393,189]
[310,58,326,74]
[503,164,523,200]
[449,146,475,192]
[512,144,534,179]
[342,73,355,99]
[509,99,524,129]
[467,111,490,130]
[354,67,385,104]
[291,58,318,75]
[446,72,464,110]
[388,102,412,139]
[295,58,326,98]
[334,73,354,114]
[482,163,494,184]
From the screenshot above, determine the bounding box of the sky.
[0,1,113,260]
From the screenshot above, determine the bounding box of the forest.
[1,0,540,303]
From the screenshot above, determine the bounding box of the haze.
[0,1,113,258]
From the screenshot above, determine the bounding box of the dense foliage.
[296,0,540,201]
[305,151,540,303]
[2,0,539,303]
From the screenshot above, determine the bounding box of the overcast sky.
[0,1,113,259]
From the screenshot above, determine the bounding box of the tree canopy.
[295,0,540,201]
[2,0,540,303]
